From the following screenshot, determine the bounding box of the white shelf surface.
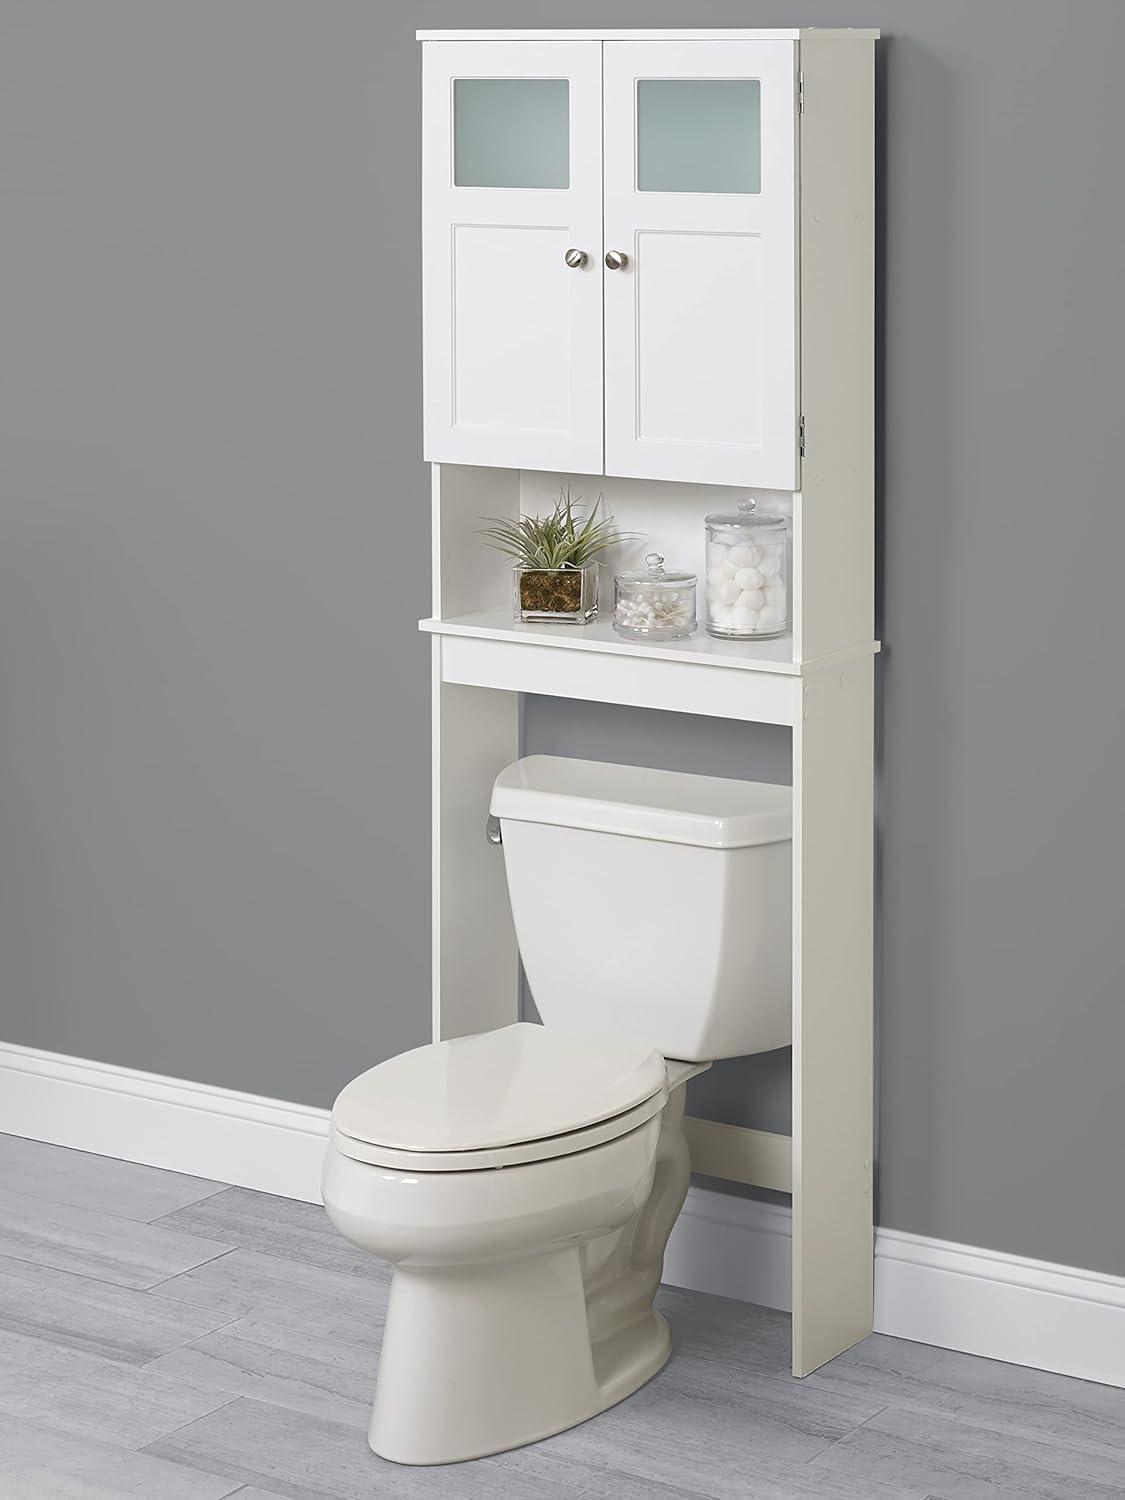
[421,613,879,726]
[421,611,879,674]
[422,610,799,672]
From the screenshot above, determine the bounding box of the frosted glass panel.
[454,79,569,188]
[637,80,761,194]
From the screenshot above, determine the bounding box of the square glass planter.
[513,563,599,624]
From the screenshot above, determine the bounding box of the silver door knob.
[604,250,629,271]
[564,248,588,268]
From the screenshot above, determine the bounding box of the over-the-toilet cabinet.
[422,39,799,488]
[419,26,878,1383]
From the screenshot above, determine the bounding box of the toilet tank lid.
[491,756,791,849]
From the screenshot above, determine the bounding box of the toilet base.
[370,1249,671,1466]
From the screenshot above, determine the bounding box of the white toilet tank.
[490,756,792,1062]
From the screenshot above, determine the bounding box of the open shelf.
[422,610,799,672]
[422,611,878,727]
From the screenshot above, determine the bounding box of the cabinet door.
[422,42,603,474]
[603,42,799,490]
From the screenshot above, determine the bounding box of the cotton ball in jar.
[764,584,787,610]
[757,605,784,632]
[733,566,764,591]
[726,544,757,568]
[759,548,784,580]
[709,604,735,628]
[711,579,740,605]
[737,588,766,611]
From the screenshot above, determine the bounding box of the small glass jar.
[512,562,599,624]
[613,553,697,640]
[704,499,790,640]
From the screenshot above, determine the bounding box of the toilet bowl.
[323,1024,703,1465]
[324,756,792,1466]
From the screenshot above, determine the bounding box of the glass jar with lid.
[613,552,697,640]
[704,499,790,640]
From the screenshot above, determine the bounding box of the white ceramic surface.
[323,751,793,1463]
[332,1021,665,1154]
[499,768,792,1062]
[323,1086,693,1465]
[491,754,792,848]
[329,1089,667,1173]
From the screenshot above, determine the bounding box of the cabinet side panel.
[795,37,875,661]
[432,645,519,1041]
[433,463,519,618]
[791,657,875,1373]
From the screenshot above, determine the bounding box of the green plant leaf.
[479,486,638,569]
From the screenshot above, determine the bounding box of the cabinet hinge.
[798,72,805,114]
[799,415,806,457]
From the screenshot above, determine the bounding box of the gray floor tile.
[657,1283,793,1376]
[478,1444,711,1499]
[0,1410,94,1471]
[490,1440,921,1500]
[0,1412,241,1496]
[809,1335,1125,1459]
[0,1253,238,1363]
[231,1493,297,1500]
[4,1451,243,1498]
[0,1359,239,1449]
[0,1327,122,1404]
[524,1361,888,1499]
[0,1184,234,1289]
[921,1345,1125,1449]
[156,1187,376,1278]
[151,1246,389,1348]
[147,1315,376,1429]
[810,1331,950,1382]
[811,1402,1125,1499]
[146,1394,590,1499]
[6,1142,1125,1500]
[0,1133,224,1222]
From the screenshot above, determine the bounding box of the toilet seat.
[329,1092,666,1171]
[330,1022,667,1172]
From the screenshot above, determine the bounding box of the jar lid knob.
[737,498,757,515]
[645,551,666,577]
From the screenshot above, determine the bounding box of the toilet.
[322,755,791,1466]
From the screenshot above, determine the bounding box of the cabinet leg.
[791,657,875,1374]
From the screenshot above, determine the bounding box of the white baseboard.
[874,1227,1125,1389]
[665,1189,793,1311]
[2,1040,1123,1390]
[0,1041,328,1204]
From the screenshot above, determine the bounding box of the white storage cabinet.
[417,26,879,1380]
[423,37,798,488]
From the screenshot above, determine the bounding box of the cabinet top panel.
[417,29,880,43]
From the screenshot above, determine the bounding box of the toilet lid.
[328,1091,666,1171]
[331,1022,666,1154]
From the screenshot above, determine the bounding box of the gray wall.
[2,1,1123,1278]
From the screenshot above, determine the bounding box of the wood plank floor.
[1,1134,1124,1498]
